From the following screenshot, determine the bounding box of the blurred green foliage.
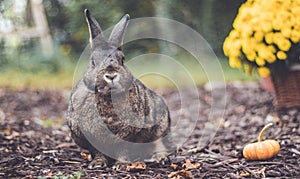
[0,0,251,89]
[43,0,246,56]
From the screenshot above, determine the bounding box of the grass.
[127,57,258,89]
[0,69,74,90]
[0,58,258,90]
[37,170,84,179]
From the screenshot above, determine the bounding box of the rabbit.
[66,9,172,170]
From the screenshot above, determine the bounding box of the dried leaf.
[171,163,179,170]
[219,118,230,128]
[168,169,193,179]
[182,158,200,169]
[235,105,246,113]
[240,171,250,177]
[47,171,53,177]
[0,127,12,134]
[126,161,147,172]
[80,152,92,161]
[5,130,20,140]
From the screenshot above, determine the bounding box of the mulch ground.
[0,82,299,178]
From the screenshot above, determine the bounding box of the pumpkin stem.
[258,123,273,142]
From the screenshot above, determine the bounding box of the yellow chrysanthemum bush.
[223,0,300,77]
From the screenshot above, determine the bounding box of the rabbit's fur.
[66,9,172,169]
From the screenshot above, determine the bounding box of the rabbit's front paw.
[151,152,169,163]
[112,161,129,171]
[88,154,108,169]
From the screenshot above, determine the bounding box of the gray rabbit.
[66,9,172,170]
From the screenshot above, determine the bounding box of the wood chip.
[290,148,300,155]
[168,169,192,179]
[126,161,147,172]
[240,170,250,177]
[80,152,92,161]
[182,158,201,169]
[171,163,179,170]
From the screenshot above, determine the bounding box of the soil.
[0,82,299,178]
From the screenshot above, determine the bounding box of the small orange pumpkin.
[243,123,280,160]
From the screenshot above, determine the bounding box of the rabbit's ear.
[108,14,130,48]
[84,9,106,48]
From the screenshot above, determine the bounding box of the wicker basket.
[272,65,300,109]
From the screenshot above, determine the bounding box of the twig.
[62,160,81,164]
[239,164,260,178]
[202,158,239,168]
[245,161,284,166]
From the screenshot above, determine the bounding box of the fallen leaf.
[168,169,192,179]
[47,171,53,177]
[0,127,11,134]
[235,105,246,113]
[80,152,92,161]
[5,130,20,140]
[182,158,200,169]
[126,161,147,172]
[240,170,250,177]
[171,163,179,170]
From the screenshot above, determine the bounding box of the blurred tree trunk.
[30,0,53,56]
[154,0,178,56]
[199,0,215,50]
[0,0,53,56]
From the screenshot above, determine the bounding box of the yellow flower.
[272,18,284,31]
[265,54,276,63]
[291,6,300,16]
[254,31,264,42]
[255,57,266,66]
[256,44,274,60]
[229,57,242,68]
[232,40,242,50]
[229,30,240,39]
[281,28,291,38]
[276,38,291,51]
[294,17,300,29]
[245,51,257,61]
[261,22,273,33]
[291,30,300,43]
[240,25,254,37]
[258,67,271,77]
[241,39,256,56]
[277,51,287,60]
[267,45,276,53]
[264,33,274,44]
[226,46,240,57]
[223,37,231,56]
[223,0,300,74]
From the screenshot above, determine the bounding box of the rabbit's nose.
[103,73,120,83]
